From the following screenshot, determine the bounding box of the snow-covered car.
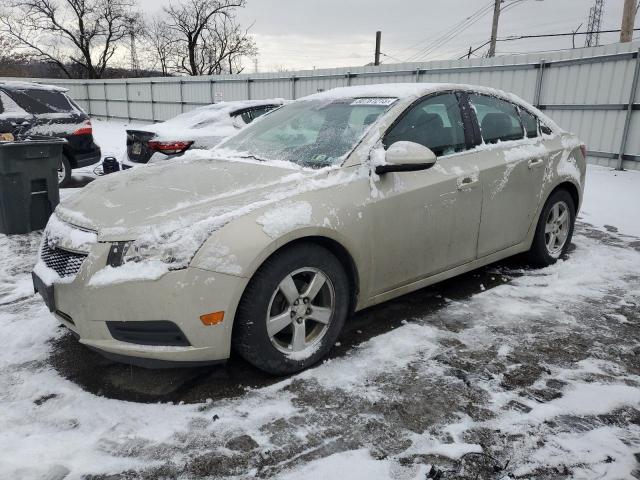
[124,99,285,165]
[33,83,586,375]
[0,81,101,186]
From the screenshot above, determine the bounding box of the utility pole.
[620,0,636,42]
[488,0,501,57]
[374,31,382,66]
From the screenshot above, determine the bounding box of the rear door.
[370,92,483,295]
[466,93,548,257]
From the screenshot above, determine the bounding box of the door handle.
[528,158,544,169]
[457,176,479,190]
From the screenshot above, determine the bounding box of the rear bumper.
[69,146,101,168]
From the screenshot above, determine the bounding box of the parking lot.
[0,120,638,479]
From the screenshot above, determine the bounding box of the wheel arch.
[239,233,361,318]
[550,180,581,213]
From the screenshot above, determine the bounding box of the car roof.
[0,81,68,93]
[303,82,516,103]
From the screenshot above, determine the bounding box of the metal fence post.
[210,78,215,104]
[291,75,297,100]
[533,59,546,107]
[103,82,109,119]
[616,48,640,170]
[415,68,421,83]
[346,72,352,87]
[179,80,185,113]
[246,77,251,100]
[150,81,156,122]
[124,81,130,122]
[83,82,92,116]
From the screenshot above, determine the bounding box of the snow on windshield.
[216,98,396,168]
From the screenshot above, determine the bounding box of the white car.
[124,99,285,165]
[33,83,585,375]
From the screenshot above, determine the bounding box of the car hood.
[56,156,319,241]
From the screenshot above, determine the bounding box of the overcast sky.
[140,0,639,71]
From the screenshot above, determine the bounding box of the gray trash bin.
[0,137,65,235]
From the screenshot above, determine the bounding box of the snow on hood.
[55,153,363,271]
[137,99,285,142]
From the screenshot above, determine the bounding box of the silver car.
[33,83,586,375]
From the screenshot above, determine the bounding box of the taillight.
[73,120,92,136]
[147,140,193,155]
[580,145,587,158]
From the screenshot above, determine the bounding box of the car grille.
[41,242,87,278]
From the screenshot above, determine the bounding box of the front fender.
[190,200,369,286]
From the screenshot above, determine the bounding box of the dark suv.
[0,81,101,186]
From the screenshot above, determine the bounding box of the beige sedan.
[33,83,586,375]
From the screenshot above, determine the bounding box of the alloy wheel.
[544,200,570,257]
[266,267,335,355]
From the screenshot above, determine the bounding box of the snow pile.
[257,201,313,238]
[580,165,640,237]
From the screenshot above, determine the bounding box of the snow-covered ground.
[0,121,639,479]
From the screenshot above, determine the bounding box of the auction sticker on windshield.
[350,98,397,106]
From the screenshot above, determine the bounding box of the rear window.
[5,89,77,114]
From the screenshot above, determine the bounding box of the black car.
[0,81,101,186]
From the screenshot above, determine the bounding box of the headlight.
[107,240,185,270]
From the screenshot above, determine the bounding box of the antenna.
[585,0,605,47]
[129,18,140,74]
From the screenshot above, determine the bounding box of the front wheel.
[232,243,350,375]
[528,189,576,267]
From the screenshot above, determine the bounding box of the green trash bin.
[0,137,65,235]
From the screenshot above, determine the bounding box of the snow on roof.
[304,83,561,133]
[0,81,68,92]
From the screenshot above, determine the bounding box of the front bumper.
[35,242,248,366]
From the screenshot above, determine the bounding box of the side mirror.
[375,141,437,175]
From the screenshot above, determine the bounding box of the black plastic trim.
[375,162,435,175]
[86,347,224,369]
[107,321,191,347]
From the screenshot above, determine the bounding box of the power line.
[405,3,495,62]
[459,27,640,59]
[387,1,494,60]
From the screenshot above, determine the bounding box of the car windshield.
[216,98,396,168]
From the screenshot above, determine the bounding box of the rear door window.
[5,89,77,114]
[469,94,524,144]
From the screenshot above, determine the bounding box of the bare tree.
[142,18,179,76]
[0,0,137,79]
[163,0,256,76]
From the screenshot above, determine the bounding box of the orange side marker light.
[200,311,225,326]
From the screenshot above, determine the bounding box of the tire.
[232,243,350,375]
[58,155,72,188]
[527,189,576,267]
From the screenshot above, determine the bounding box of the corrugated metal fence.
[3,41,640,170]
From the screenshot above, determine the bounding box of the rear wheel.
[58,155,72,187]
[233,243,350,375]
[528,189,576,267]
